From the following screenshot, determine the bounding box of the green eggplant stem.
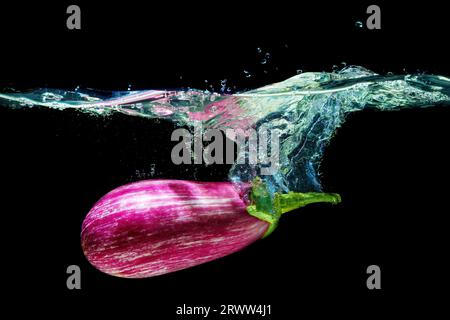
[246,177,341,238]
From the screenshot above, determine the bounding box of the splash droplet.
[150,164,156,177]
[220,79,227,93]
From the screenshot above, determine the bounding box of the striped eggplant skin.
[81,180,269,278]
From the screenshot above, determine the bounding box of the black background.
[1,1,449,317]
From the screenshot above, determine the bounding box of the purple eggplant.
[81,179,340,278]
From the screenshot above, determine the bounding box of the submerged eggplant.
[81,179,340,278]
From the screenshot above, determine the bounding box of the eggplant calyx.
[246,177,341,238]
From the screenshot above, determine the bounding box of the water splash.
[1,66,449,194]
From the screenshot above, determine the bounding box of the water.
[1,66,449,195]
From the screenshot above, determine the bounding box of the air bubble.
[220,79,227,93]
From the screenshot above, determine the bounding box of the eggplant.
[81,179,340,278]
